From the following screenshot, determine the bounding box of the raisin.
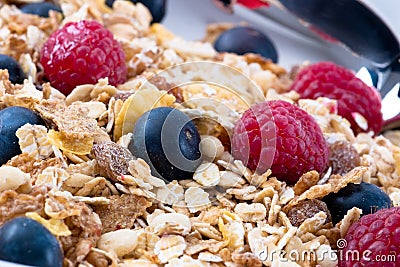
[286,199,332,227]
[328,140,360,175]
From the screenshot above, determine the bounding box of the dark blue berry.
[0,54,25,84]
[129,107,202,182]
[0,217,63,267]
[322,182,392,224]
[214,26,278,63]
[0,106,45,165]
[106,0,167,23]
[20,2,62,18]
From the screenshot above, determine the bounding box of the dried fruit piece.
[91,142,134,182]
[286,199,332,227]
[328,140,360,175]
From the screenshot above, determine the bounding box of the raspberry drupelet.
[232,100,329,184]
[291,61,383,135]
[40,20,127,96]
[339,206,400,267]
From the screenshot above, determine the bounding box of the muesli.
[0,1,398,266]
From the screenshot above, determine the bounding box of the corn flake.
[25,211,71,236]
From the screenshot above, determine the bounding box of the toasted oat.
[156,180,184,205]
[0,165,31,193]
[166,255,211,267]
[154,235,187,263]
[198,251,223,263]
[193,222,223,241]
[339,207,362,237]
[63,173,110,197]
[149,212,191,236]
[293,171,320,196]
[193,162,221,187]
[297,211,328,236]
[185,187,211,213]
[128,158,166,188]
[234,203,266,223]
[97,229,142,257]
[185,234,225,255]
[35,166,69,190]
[84,248,114,267]
[224,221,245,249]
[231,250,263,267]
[218,171,246,188]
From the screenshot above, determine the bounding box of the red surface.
[40,20,127,95]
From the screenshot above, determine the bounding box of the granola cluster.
[0,0,399,267]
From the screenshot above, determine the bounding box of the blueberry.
[20,2,62,18]
[0,217,63,267]
[214,26,278,63]
[105,0,167,23]
[0,106,45,165]
[0,54,25,84]
[129,107,202,182]
[322,182,392,224]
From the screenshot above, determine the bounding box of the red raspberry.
[232,100,329,184]
[291,62,383,135]
[40,20,127,95]
[339,206,400,267]
[237,0,269,9]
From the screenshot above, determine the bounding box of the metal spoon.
[254,0,400,128]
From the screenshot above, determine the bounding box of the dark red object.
[237,0,269,9]
[339,206,400,267]
[231,100,329,184]
[40,20,127,95]
[291,62,383,135]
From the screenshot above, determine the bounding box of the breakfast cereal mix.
[0,0,398,266]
